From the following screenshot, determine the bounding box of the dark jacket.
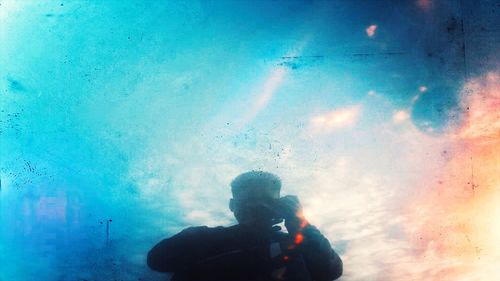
[147,224,342,281]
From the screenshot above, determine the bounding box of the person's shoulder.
[179,225,227,235]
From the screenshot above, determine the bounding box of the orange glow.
[458,72,500,142]
[295,211,308,229]
[399,72,500,280]
[300,219,308,229]
[295,233,304,244]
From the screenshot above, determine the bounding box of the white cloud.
[310,105,361,133]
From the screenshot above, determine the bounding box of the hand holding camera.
[276,195,308,235]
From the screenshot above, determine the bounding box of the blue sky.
[1,1,499,280]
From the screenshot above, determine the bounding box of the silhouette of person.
[147,171,343,281]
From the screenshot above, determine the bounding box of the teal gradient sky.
[1,1,499,280]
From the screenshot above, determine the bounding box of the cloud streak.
[310,105,362,133]
[239,67,287,126]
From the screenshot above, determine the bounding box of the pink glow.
[366,25,377,37]
[393,110,410,123]
[417,0,432,10]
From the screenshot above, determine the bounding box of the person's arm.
[147,226,210,272]
[280,196,343,281]
[297,224,343,281]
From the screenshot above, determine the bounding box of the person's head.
[229,171,282,227]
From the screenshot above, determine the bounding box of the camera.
[267,197,290,223]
